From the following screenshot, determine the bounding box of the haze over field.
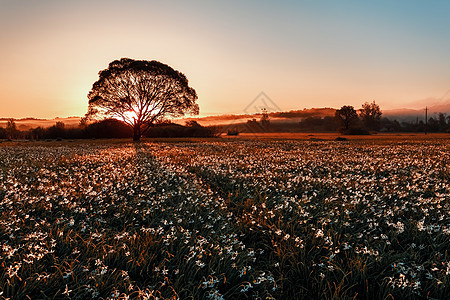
[3,103,449,130]
[1,0,450,119]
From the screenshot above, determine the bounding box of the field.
[0,135,449,299]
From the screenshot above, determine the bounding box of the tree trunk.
[133,125,141,141]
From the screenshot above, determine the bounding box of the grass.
[0,135,449,299]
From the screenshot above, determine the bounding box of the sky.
[1,0,449,118]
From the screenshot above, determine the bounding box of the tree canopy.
[6,119,18,139]
[86,58,199,140]
[360,101,382,131]
[335,105,358,131]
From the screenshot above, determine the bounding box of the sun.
[121,110,139,125]
[113,107,163,126]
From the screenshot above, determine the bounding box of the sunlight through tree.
[86,58,199,141]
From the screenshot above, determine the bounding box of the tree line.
[334,101,382,134]
[333,101,450,134]
[221,101,450,135]
[0,119,216,140]
[1,106,449,141]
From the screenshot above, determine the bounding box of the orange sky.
[1,0,449,118]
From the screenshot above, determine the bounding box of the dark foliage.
[145,121,217,138]
[84,119,132,139]
[45,122,66,139]
[0,127,8,139]
[0,119,218,141]
[6,118,19,139]
[86,58,199,141]
[360,101,382,131]
[298,116,337,132]
[340,127,370,135]
[1,106,449,141]
[335,105,359,131]
[10,119,132,140]
[227,130,239,136]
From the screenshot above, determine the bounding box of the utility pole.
[425,107,428,135]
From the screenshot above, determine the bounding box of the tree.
[359,100,382,131]
[0,127,7,139]
[260,108,270,131]
[86,58,199,141]
[31,127,45,140]
[438,113,448,131]
[47,122,66,139]
[185,120,202,128]
[335,105,358,131]
[6,119,18,139]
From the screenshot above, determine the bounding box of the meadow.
[0,136,449,299]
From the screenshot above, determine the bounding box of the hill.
[179,108,336,126]
[383,102,450,122]
[0,117,81,130]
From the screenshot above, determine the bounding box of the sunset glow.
[1,0,450,118]
[121,110,139,125]
[1,2,449,297]
[119,108,163,126]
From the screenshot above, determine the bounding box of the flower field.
[0,138,449,299]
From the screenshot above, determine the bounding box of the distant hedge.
[1,119,217,140]
[145,122,216,138]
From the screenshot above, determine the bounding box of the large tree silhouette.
[86,58,199,141]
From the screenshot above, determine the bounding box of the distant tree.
[323,116,337,131]
[6,119,19,139]
[335,105,358,131]
[380,117,401,132]
[79,117,88,129]
[246,118,261,132]
[31,127,45,140]
[359,101,382,131]
[85,119,132,139]
[185,120,216,137]
[0,127,7,139]
[86,58,199,141]
[438,113,448,131]
[145,121,216,138]
[299,117,323,132]
[392,119,402,132]
[260,108,270,131]
[47,122,66,139]
[185,120,202,128]
[417,120,426,132]
[427,117,440,132]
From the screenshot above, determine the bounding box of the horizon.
[1,1,450,119]
[1,104,448,127]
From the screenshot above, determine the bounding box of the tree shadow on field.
[131,140,167,179]
[132,141,155,165]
